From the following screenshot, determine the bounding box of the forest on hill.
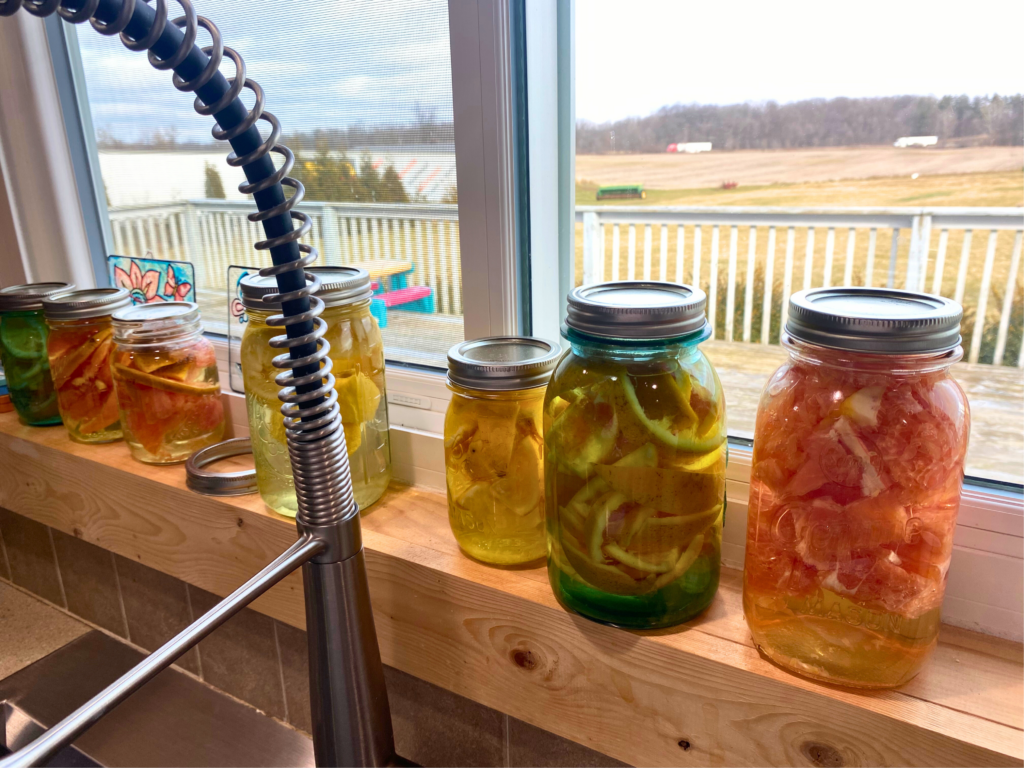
[576,94,1024,154]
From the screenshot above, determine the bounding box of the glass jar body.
[0,309,61,426]
[544,332,727,629]
[112,328,224,464]
[444,382,547,565]
[742,339,970,688]
[46,316,121,443]
[240,301,391,517]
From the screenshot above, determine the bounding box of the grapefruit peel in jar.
[744,351,968,686]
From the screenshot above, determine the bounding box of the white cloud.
[575,0,1024,123]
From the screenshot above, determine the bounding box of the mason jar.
[445,337,560,565]
[743,287,970,689]
[239,267,391,517]
[0,282,74,426]
[111,302,225,464]
[43,288,131,443]
[545,281,727,629]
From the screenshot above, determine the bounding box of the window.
[70,0,465,368]
[569,0,1024,486]
[0,0,1018,636]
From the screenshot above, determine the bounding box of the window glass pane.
[74,0,462,367]
[573,0,1024,484]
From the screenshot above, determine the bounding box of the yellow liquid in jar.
[743,586,940,688]
[241,304,391,516]
[445,384,547,565]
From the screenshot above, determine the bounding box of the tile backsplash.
[0,507,627,767]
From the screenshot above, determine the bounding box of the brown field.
[576,145,1023,192]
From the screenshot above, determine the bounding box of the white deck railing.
[108,201,1024,366]
[108,199,463,316]
[578,206,1024,366]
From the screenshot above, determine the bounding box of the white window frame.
[0,0,1020,641]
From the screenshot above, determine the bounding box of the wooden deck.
[703,340,1024,484]
[379,314,1023,484]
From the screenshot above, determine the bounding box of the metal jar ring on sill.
[185,438,259,496]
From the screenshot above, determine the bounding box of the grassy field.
[577,170,1024,208]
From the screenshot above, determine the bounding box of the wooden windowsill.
[0,413,1020,767]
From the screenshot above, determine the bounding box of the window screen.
[573,0,1024,484]
[74,0,462,368]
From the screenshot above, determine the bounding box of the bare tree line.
[576,94,1024,154]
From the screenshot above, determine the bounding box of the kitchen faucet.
[0,0,395,765]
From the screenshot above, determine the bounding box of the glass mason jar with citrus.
[444,337,560,565]
[111,302,225,464]
[0,282,74,426]
[545,282,726,629]
[43,288,131,443]
[743,288,970,688]
[240,267,391,517]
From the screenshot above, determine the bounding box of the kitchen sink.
[0,631,313,767]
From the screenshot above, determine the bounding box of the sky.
[76,0,454,144]
[76,0,1023,142]
[576,0,1024,123]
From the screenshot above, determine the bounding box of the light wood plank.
[843,227,856,287]
[823,226,836,288]
[675,224,685,284]
[692,225,702,290]
[628,224,637,281]
[659,224,669,282]
[709,225,720,339]
[781,226,795,327]
[725,225,739,341]
[761,226,776,345]
[993,232,1022,366]
[968,230,1000,363]
[643,224,653,280]
[803,227,815,291]
[612,224,621,281]
[742,226,757,342]
[865,227,878,288]
[931,230,950,296]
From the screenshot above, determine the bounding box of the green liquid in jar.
[1,310,62,426]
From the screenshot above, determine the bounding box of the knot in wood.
[511,648,537,670]
[801,742,844,768]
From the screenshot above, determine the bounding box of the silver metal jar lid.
[239,273,315,310]
[239,267,372,310]
[185,438,258,496]
[786,287,963,354]
[43,288,131,320]
[447,337,561,391]
[112,301,201,343]
[565,281,709,340]
[0,282,75,312]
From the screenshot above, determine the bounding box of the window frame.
[0,0,1020,642]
